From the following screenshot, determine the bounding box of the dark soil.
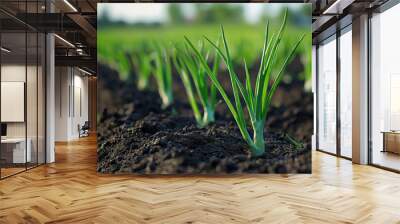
[97,63,312,174]
[98,111,311,174]
[266,80,314,142]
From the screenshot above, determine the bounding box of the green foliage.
[129,43,153,90]
[153,43,174,108]
[98,6,113,27]
[130,52,152,90]
[233,39,259,68]
[114,50,131,81]
[98,45,131,81]
[194,4,244,24]
[185,9,305,156]
[168,4,185,24]
[298,41,312,90]
[173,41,221,127]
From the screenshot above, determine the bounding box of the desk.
[382,131,400,154]
[1,138,31,163]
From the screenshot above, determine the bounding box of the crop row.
[99,9,307,157]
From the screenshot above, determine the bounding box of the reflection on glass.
[0,1,47,179]
[318,36,337,154]
[371,4,400,171]
[1,31,27,177]
[340,28,352,158]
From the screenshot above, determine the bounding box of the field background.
[97,3,312,84]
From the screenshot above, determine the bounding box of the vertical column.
[352,14,369,164]
[46,0,55,163]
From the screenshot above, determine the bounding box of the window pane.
[340,28,352,158]
[371,4,400,171]
[318,36,337,154]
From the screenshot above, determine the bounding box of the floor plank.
[0,135,399,223]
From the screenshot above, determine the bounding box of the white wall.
[55,67,70,141]
[1,65,26,82]
[55,67,89,141]
[71,73,89,138]
[1,65,26,139]
[1,65,36,136]
[1,63,46,164]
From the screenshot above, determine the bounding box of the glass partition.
[0,1,46,179]
[317,35,337,154]
[1,30,28,177]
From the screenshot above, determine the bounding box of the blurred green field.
[98,23,311,85]
[99,23,309,52]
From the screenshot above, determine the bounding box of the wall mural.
[97,3,313,174]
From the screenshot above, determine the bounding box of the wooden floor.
[1,167,26,178]
[372,150,400,171]
[1,136,400,223]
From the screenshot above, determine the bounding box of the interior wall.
[55,67,89,141]
[1,63,45,165]
[55,66,70,141]
[1,64,26,138]
[71,72,89,138]
[88,77,97,132]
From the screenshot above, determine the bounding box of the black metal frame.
[336,20,341,158]
[0,0,47,180]
[367,10,373,166]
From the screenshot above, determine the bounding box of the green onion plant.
[233,39,258,68]
[185,9,305,156]
[114,49,131,81]
[153,44,174,108]
[130,50,153,90]
[173,41,221,127]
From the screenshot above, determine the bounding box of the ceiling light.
[76,48,85,55]
[63,0,78,12]
[1,47,11,53]
[54,34,75,48]
[323,0,342,15]
[78,67,93,76]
